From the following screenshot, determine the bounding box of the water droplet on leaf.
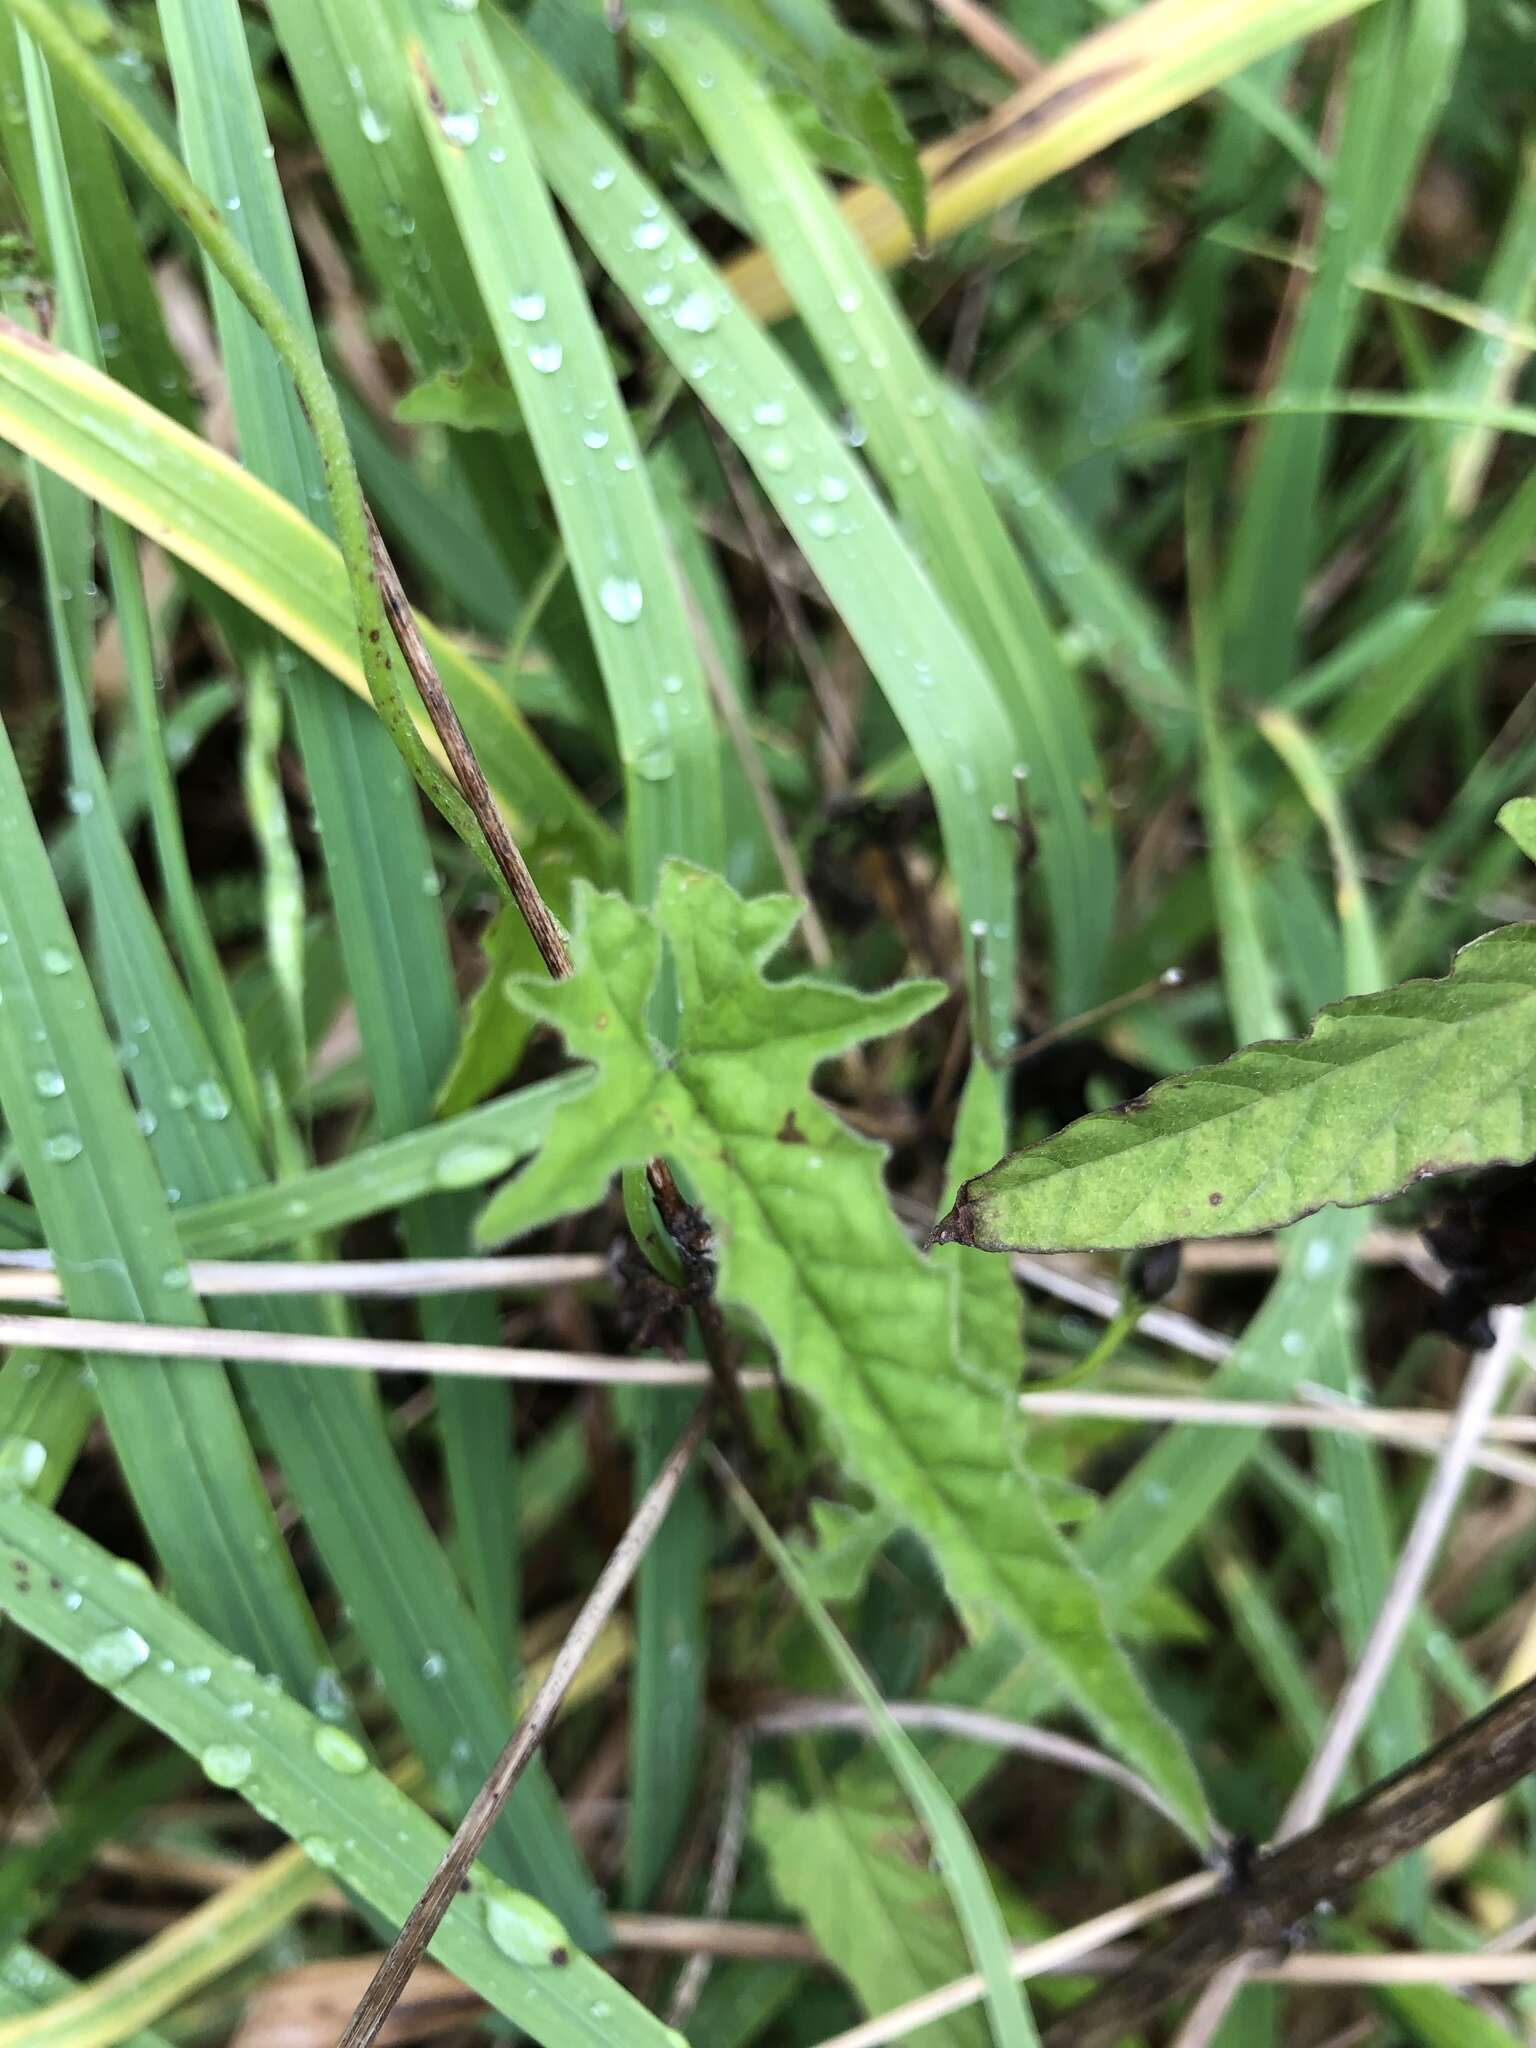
[83,1627,150,1686]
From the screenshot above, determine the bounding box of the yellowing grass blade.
[725,0,1384,322]
[0,316,611,865]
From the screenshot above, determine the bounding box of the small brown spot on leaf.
[1209,1191,1224,1207]
[548,1946,570,1968]
[777,1110,807,1144]
[408,41,448,117]
[593,1012,610,1031]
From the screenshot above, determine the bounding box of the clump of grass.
[3,3,1536,2047]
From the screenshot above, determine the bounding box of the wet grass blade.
[176,1074,591,1259]
[0,1490,671,2048]
[0,1948,169,2048]
[0,693,328,1697]
[162,0,542,1706]
[134,0,601,1926]
[393,0,725,899]
[497,20,1021,1053]
[648,15,1111,1015]
[18,28,259,1138]
[388,0,728,1893]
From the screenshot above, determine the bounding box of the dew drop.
[510,290,546,322]
[82,1626,150,1686]
[312,1666,347,1722]
[752,399,787,427]
[422,1650,446,1679]
[483,1881,571,1966]
[40,948,72,976]
[599,576,644,624]
[591,165,616,191]
[302,1836,338,1869]
[631,218,668,251]
[673,290,719,335]
[642,280,672,308]
[359,105,391,145]
[438,109,480,147]
[759,441,791,474]
[630,736,675,783]
[202,1743,253,1788]
[43,1132,82,1163]
[33,1069,64,1099]
[528,341,563,374]
[314,1726,370,1775]
[0,1437,46,1490]
[819,474,850,504]
[194,1079,230,1122]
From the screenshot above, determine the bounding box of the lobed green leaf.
[476,862,1208,1836]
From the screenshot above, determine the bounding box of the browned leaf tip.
[926,1194,976,1250]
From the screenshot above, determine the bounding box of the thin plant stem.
[665,1732,755,2026]
[752,1699,1214,1844]
[1161,1303,1526,2048]
[336,1400,713,2048]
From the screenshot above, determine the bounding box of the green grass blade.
[497,19,1022,1053]
[0,1947,169,2048]
[647,15,1109,1015]
[19,26,260,1139]
[267,0,609,708]
[155,0,542,1715]
[0,699,327,1697]
[0,1491,672,2048]
[721,1463,1039,2048]
[955,397,1193,757]
[386,0,729,1890]
[1257,709,1426,1918]
[1221,0,1464,699]
[624,1386,712,1908]
[33,655,604,1927]
[0,317,608,860]
[176,1073,591,1258]
[1322,462,1536,778]
[390,0,726,899]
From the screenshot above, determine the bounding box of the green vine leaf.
[477,862,1208,1836]
[934,922,1536,1255]
[753,1783,987,2048]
